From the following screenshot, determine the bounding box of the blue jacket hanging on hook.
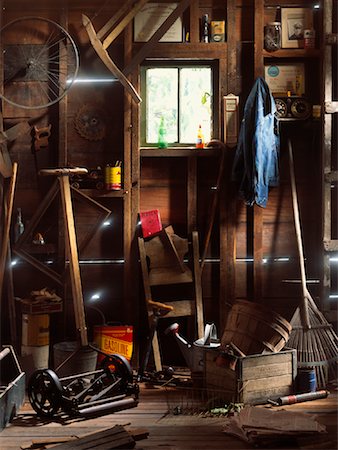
[232,77,280,207]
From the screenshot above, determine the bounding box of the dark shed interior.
[0,0,337,449]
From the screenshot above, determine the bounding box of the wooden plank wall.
[0,0,327,360]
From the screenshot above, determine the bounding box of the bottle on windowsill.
[158,116,168,149]
[196,124,204,148]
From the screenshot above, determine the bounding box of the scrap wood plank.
[50,425,136,449]
[20,437,78,449]
[125,427,149,441]
[0,120,30,178]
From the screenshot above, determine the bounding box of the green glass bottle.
[158,116,168,149]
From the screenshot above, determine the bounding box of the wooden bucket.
[221,300,292,355]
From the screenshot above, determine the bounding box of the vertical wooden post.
[124,21,134,324]
[187,156,197,234]
[251,0,265,302]
[189,0,199,43]
[219,0,237,331]
[322,0,333,313]
[124,21,141,366]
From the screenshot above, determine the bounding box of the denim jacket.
[232,77,280,208]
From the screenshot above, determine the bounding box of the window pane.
[146,68,178,143]
[180,68,212,143]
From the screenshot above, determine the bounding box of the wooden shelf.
[140,147,221,157]
[78,189,125,198]
[134,42,227,59]
[21,243,56,254]
[263,48,321,58]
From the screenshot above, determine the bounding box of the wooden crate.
[204,348,297,405]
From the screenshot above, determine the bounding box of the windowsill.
[140,146,221,157]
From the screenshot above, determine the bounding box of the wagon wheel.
[0,16,79,109]
[28,369,63,417]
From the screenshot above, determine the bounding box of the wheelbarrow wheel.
[28,369,63,417]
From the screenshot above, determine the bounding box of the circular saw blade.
[74,103,106,141]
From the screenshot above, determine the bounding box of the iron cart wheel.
[0,16,79,109]
[99,354,134,394]
[28,369,63,417]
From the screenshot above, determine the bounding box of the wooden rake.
[286,139,338,388]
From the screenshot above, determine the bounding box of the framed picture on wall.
[281,8,313,48]
[134,3,183,42]
[265,63,305,96]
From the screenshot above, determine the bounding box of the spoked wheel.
[99,354,134,394]
[0,16,79,109]
[28,369,63,417]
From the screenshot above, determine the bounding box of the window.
[141,61,217,146]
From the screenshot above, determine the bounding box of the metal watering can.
[165,322,220,373]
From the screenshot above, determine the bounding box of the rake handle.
[288,139,311,329]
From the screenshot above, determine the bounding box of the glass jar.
[264,22,281,52]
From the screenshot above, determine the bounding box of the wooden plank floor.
[1,383,337,450]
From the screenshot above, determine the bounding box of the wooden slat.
[200,144,226,271]
[219,0,237,332]
[250,0,265,302]
[123,0,192,76]
[96,0,146,40]
[82,14,141,104]
[101,0,149,49]
[140,42,228,59]
[242,351,296,368]
[192,231,204,339]
[322,0,333,312]
[189,0,199,43]
[242,362,293,379]
[0,162,17,300]
[187,156,197,234]
[51,425,135,449]
[243,374,293,393]
[123,21,139,339]
[163,300,195,317]
[59,175,88,346]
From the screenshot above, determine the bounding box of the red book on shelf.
[139,209,162,238]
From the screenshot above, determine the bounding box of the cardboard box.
[21,301,62,315]
[210,21,225,42]
[205,348,297,405]
[21,314,50,346]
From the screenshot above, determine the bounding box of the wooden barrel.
[221,300,292,355]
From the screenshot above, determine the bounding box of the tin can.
[304,29,316,49]
[297,368,317,393]
[111,166,122,190]
[104,165,112,190]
